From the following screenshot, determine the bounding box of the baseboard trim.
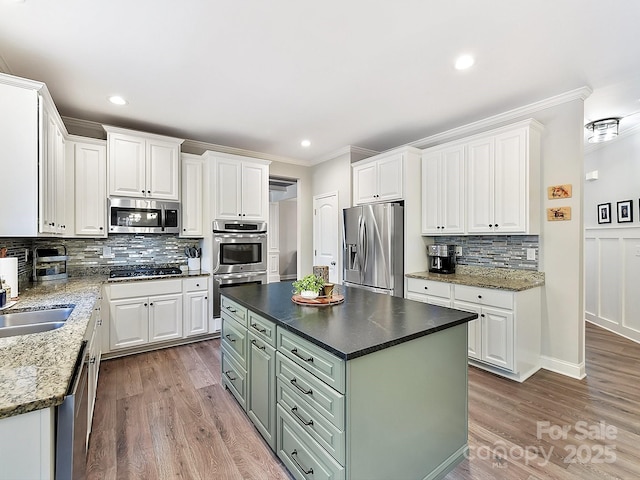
[423,444,468,480]
[540,355,586,379]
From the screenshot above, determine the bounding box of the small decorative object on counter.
[292,274,325,299]
[323,283,335,297]
[185,244,202,271]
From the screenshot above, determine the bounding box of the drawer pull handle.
[226,306,237,313]
[250,322,267,334]
[291,406,313,426]
[225,334,236,343]
[224,370,237,382]
[290,378,312,395]
[251,339,265,351]
[291,348,314,363]
[291,450,313,476]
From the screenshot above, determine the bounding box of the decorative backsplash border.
[434,235,539,271]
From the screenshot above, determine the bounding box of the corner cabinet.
[104,125,184,201]
[180,153,206,237]
[208,152,270,221]
[352,147,420,205]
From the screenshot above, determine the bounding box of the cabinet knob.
[141,190,145,194]
[150,302,154,306]
[99,227,104,230]
[478,295,482,299]
[489,224,493,228]
[196,283,200,287]
[144,303,148,307]
[495,224,499,228]
[183,228,186,232]
[147,190,151,194]
[481,314,485,317]
[424,286,428,290]
[205,296,208,300]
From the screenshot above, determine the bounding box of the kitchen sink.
[0,307,74,338]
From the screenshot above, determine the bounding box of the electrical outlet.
[527,248,536,261]
[455,246,462,256]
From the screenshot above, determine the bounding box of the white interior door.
[313,192,339,284]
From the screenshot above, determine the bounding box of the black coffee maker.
[427,244,457,274]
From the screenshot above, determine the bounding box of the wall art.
[617,200,633,223]
[547,184,572,199]
[547,206,571,221]
[597,203,612,224]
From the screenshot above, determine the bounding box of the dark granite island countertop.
[221,281,477,360]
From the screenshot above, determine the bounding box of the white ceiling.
[1,1,639,163]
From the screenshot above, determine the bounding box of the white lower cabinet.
[105,277,210,354]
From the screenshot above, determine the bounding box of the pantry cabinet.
[421,144,465,234]
[104,126,184,201]
[209,153,270,221]
[72,139,107,237]
[181,153,205,237]
[352,147,420,205]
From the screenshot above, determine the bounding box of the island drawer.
[247,311,276,347]
[221,316,248,367]
[221,349,247,411]
[277,405,345,480]
[277,328,345,394]
[276,353,344,430]
[220,295,247,327]
[183,277,208,292]
[454,285,513,310]
[406,278,452,299]
[277,378,345,464]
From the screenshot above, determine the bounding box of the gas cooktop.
[109,267,182,279]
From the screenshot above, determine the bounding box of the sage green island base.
[220,282,475,480]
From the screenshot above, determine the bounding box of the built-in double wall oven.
[212,220,267,317]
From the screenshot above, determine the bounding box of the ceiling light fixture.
[108,95,127,106]
[584,117,621,143]
[300,139,311,148]
[454,54,475,70]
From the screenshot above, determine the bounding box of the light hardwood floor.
[87,322,640,480]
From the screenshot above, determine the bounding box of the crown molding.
[409,86,593,149]
[62,116,106,139]
[310,145,379,166]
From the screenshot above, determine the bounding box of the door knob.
[331,261,336,265]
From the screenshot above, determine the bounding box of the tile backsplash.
[0,235,200,287]
[434,235,539,271]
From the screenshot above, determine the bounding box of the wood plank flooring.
[87,322,640,479]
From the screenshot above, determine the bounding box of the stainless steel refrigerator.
[343,203,404,297]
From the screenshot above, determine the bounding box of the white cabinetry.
[0,408,54,479]
[421,144,465,235]
[466,121,542,234]
[72,139,107,237]
[405,277,452,307]
[40,103,67,235]
[352,148,419,205]
[183,277,209,337]
[87,298,103,442]
[210,153,270,221]
[181,153,205,237]
[104,126,184,200]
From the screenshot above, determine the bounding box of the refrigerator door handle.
[357,214,364,284]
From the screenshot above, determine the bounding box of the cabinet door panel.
[241,162,267,220]
[181,157,204,236]
[110,299,148,350]
[108,134,146,197]
[494,129,527,232]
[75,143,107,236]
[353,162,377,204]
[481,306,514,371]
[147,139,180,200]
[421,152,441,233]
[247,333,276,448]
[467,138,494,233]
[215,160,242,219]
[149,294,183,343]
[442,147,465,233]
[184,291,208,337]
[453,300,481,360]
[376,154,403,201]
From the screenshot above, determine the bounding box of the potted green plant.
[292,274,325,299]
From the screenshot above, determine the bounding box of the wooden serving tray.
[291,294,345,306]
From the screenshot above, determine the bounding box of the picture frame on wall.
[597,203,611,224]
[617,200,633,223]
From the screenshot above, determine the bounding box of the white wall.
[584,130,640,343]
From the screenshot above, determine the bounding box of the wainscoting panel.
[585,228,640,344]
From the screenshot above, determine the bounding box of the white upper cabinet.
[353,151,405,204]
[421,144,465,235]
[104,126,183,201]
[210,153,270,221]
[181,153,205,237]
[73,139,107,237]
[40,105,67,235]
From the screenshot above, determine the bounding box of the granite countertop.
[0,277,105,419]
[406,265,545,291]
[222,281,477,360]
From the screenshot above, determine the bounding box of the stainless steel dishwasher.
[56,340,89,479]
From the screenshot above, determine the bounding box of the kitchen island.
[220,281,477,480]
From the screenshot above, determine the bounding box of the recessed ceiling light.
[454,54,475,70]
[301,139,311,148]
[108,95,127,105]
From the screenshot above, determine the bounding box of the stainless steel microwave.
[108,197,180,234]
